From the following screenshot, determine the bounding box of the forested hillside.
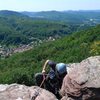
[1,10,100,46]
[0,25,100,85]
[0,10,78,46]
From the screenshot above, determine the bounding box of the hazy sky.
[0,0,100,11]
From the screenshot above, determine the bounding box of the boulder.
[0,84,57,100]
[60,56,100,100]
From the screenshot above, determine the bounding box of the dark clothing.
[35,73,47,88]
[48,68,56,79]
[47,60,56,70]
[35,72,59,94]
[35,61,67,96]
[35,71,67,93]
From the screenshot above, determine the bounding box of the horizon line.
[0,9,100,12]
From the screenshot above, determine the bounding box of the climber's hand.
[42,69,46,74]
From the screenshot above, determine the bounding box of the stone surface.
[0,84,57,100]
[60,56,100,100]
[68,56,100,87]
[0,56,100,100]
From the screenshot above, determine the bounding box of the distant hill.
[22,10,100,24]
[0,25,99,85]
[0,10,27,17]
[0,10,100,46]
[0,10,78,46]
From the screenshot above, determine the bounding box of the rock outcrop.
[0,56,100,100]
[60,56,100,100]
[0,84,57,100]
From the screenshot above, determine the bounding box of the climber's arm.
[42,60,50,73]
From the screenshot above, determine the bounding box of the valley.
[0,10,100,85]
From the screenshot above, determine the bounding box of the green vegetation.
[0,25,100,86]
[0,10,79,46]
[22,10,100,24]
[1,10,100,46]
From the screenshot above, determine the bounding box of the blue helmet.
[56,63,66,74]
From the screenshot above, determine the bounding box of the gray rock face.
[60,56,100,100]
[68,56,100,88]
[0,84,57,100]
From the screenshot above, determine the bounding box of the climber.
[35,60,67,95]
